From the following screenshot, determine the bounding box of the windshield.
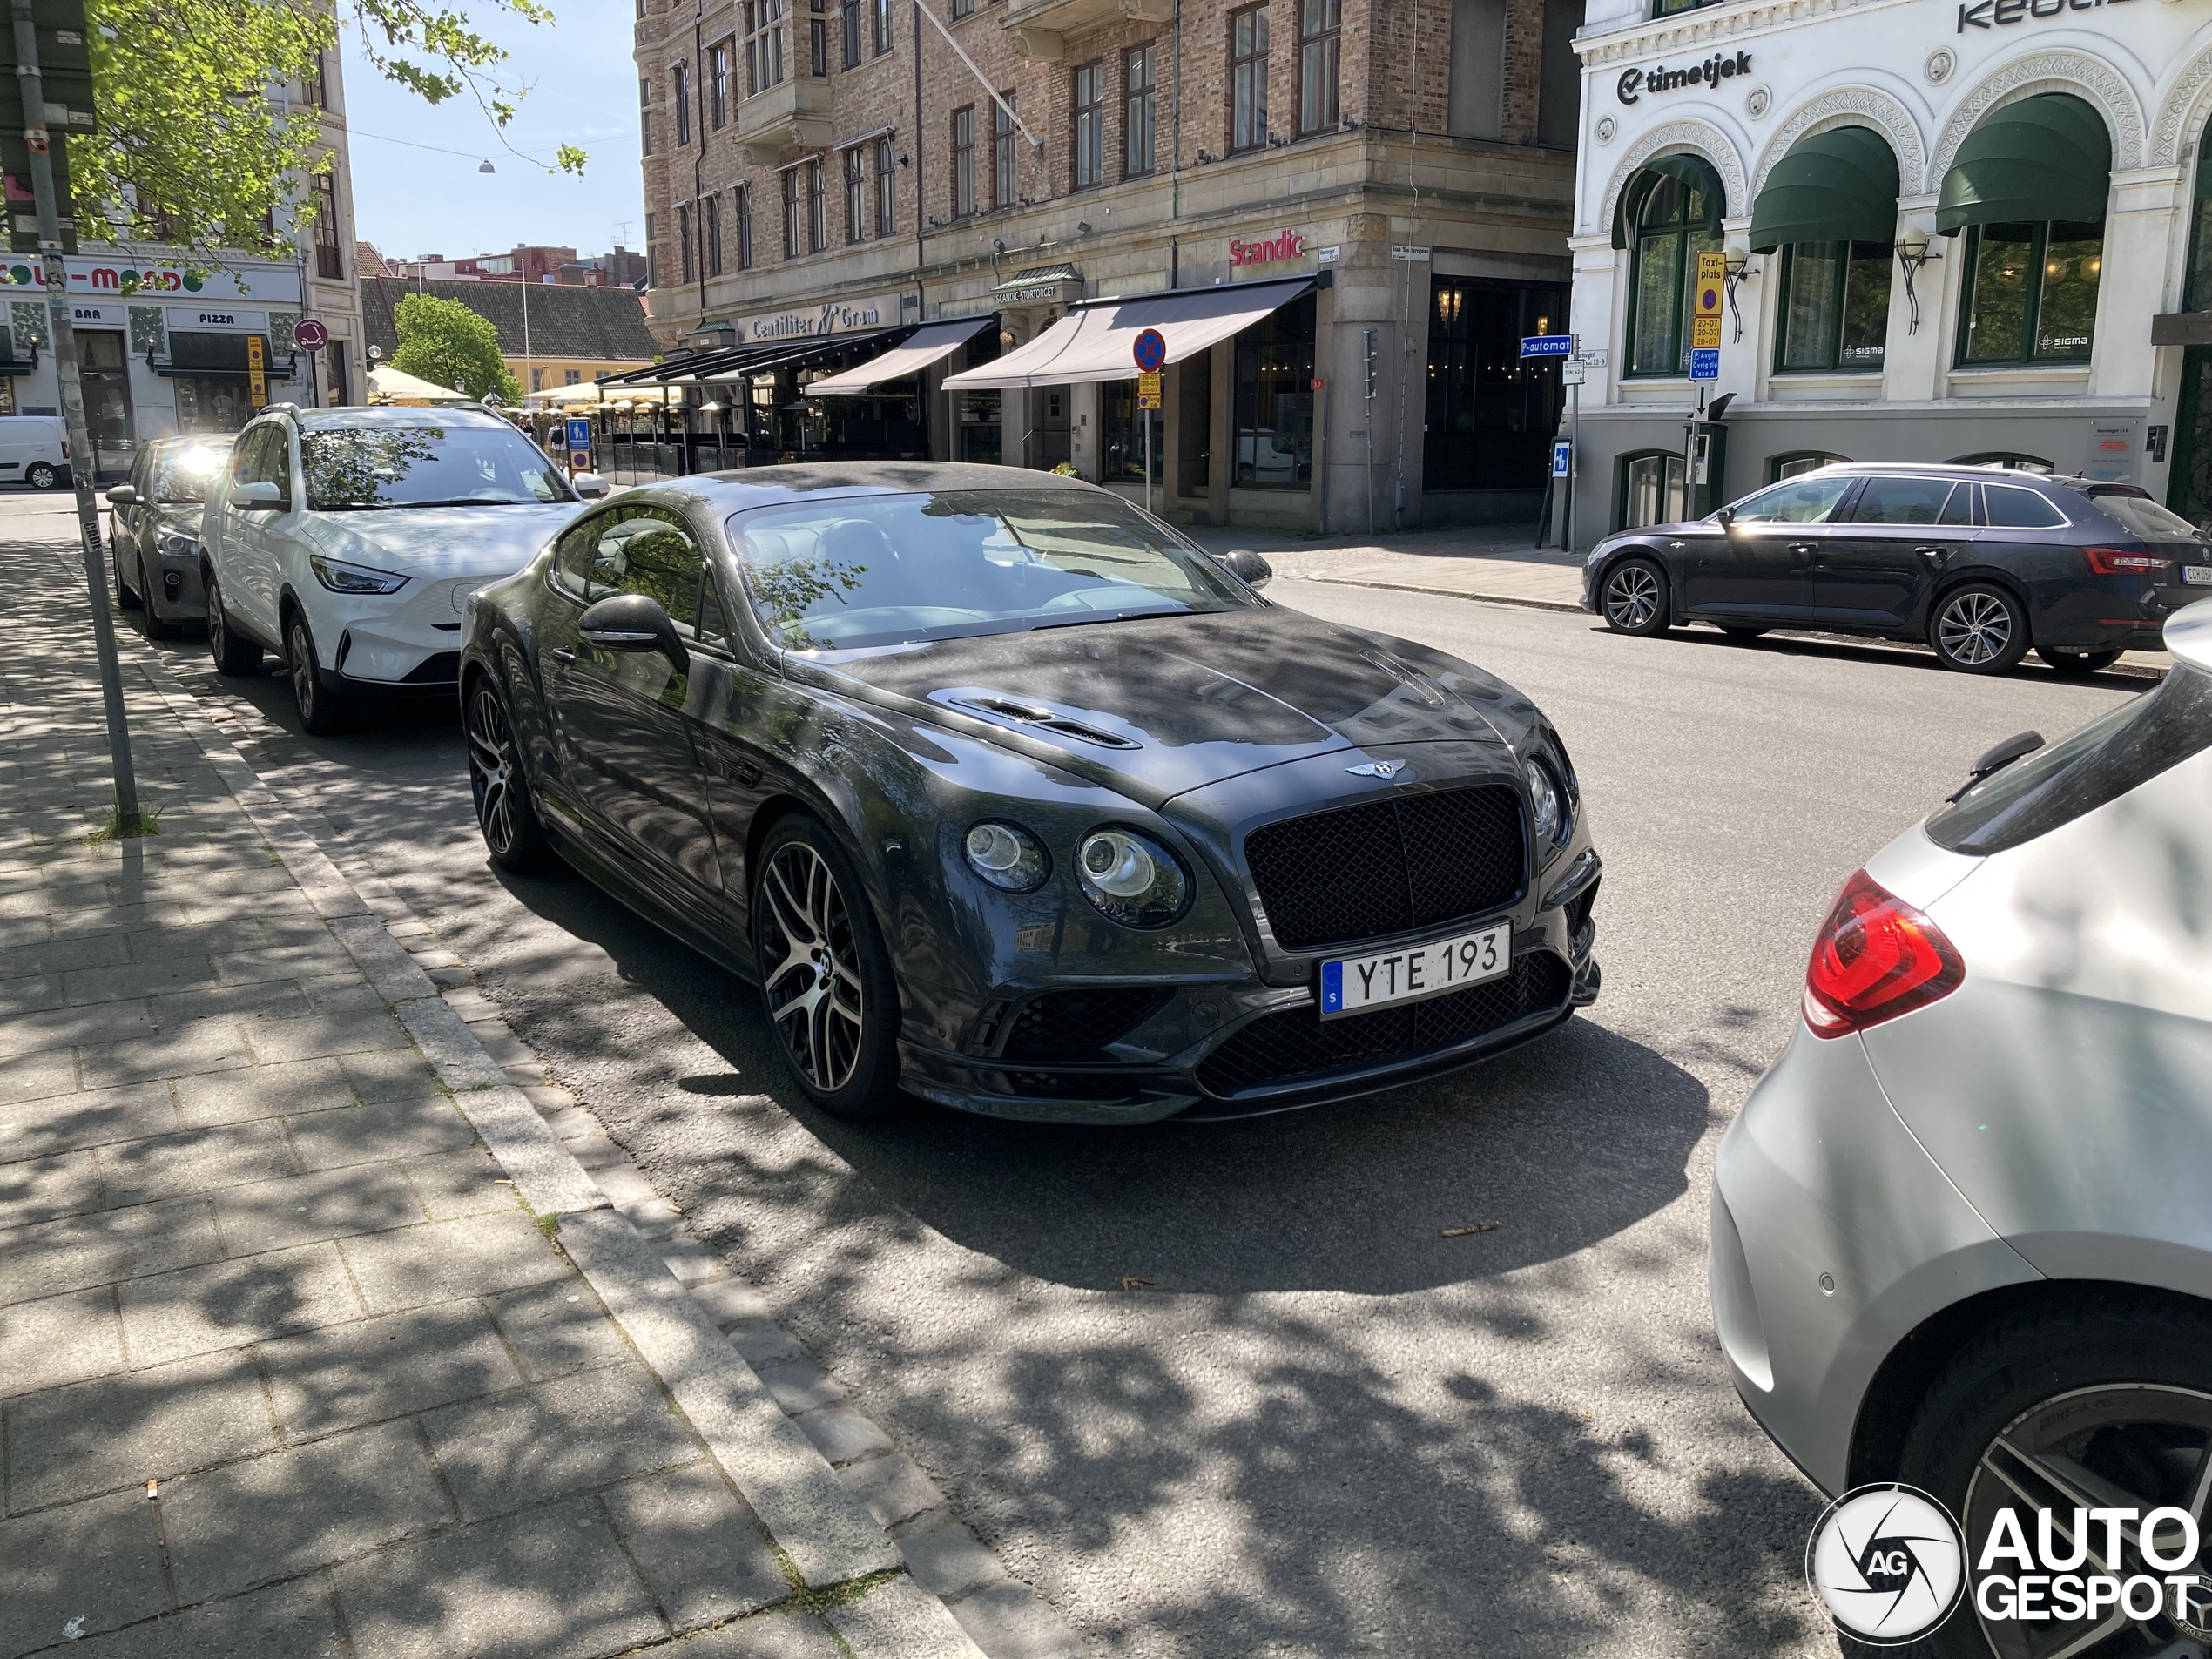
[152,442,231,505]
[302,424,575,511]
[2084,488,2209,546]
[729,489,1255,650]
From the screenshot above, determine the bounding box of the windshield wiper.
[1028,607,1184,631]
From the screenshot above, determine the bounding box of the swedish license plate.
[2185,565,2212,586]
[1318,922,1510,1019]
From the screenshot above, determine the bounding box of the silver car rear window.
[1925,666,2212,854]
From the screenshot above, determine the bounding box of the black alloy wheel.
[464,676,556,873]
[1931,583,2030,674]
[112,539,142,610]
[1600,557,1670,637]
[206,573,263,676]
[1885,1298,2212,1659]
[752,816,903,1122]
[26,462,57,490]
[287,613,346,736]
[2038,646,2124,676]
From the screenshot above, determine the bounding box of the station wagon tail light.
[2082,546,2174,577]
[1803,869,1965,1038]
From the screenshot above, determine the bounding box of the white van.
[0,415,70,489]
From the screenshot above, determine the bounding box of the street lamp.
[1895,228,1943,336]
[1723,234,1759,344]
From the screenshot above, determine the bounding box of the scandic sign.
[1230,231,1305,267]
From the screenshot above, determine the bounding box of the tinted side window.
[597,509,704,630]
[1939,486,1975,528]
[1849,477,1956,526]
[697,570,732,650]
[550,516,604,597]
[1983,484,2067,529]
[232,427,270,484]
[1731,475,1854,524]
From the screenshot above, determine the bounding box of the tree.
[77,0,588,269]
[388,293,521,402]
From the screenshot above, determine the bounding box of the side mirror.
[579,592,688,674]
[573,472,610,499]
[2168,595,2212,676]
[233,479,282,510]
[105,483,138,508]
[1715,505,1736,529]
[1215,547,1273,590]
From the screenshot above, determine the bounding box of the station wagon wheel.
[1931,583,2029,673]
[752,818,903,1121]
[464,675,556,873]
[1600,556,1669,637]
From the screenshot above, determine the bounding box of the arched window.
[1769,449,1848,482]
[1618,155,1723,378]
[1749,125,1899,374]
[1618,448,1687,529]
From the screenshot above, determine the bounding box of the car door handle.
[1913,544,1947,559]
[551,647,576,665]
[1789,543,1816,556]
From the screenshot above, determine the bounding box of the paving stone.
[563,1129,626,1170]
[66,1575,348,1659]
[340,1046,442,1103]
[64,954,220,1005]
[757,1359,848,1416]
[0,998,158,1060]
[828,1575,989,1659]
[664,1612,846,1658]
[162,1419,454,1602]
[78,1017,253,1089]
[424,1359,700,1520]
[210,1163,428,1256]
[0,1196,223,1306]
[0,1077,176,1162]
[147,979,313,1027]
[0,1146,101,1226]
[485,1279,631,1382]
[174,1055,354,1126]
[341,1211,570,1315]
[125,919,266,964]
[264,1300,523,1437]
[0,929,130,980]
[285,1094,480,1171]
[0,1285,125,1398]
[3,1348,277,1509]
[691,1279,772,1331]
[334,1499,665,1659]
[0,1487,168,1656]
[941,1582,1084,1659]
[793,1406,895,1469]
[603,1461,792,1631]
[98,1119,299,1206]
[727,1324,802,1369]
[588,1161,658,1210]
[210,943,357,986]
[118,1240,362,1367]
[0,1044,78,1108]
[898,1523,1009,1602]
[0,970,65,1015]
[244,1008,410,1066]
[296,972,388,1014]
[837,1453,948,1534]
[403,1146,519,1221]
[659,1238,724,1285]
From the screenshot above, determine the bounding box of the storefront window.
[1958,221,2101,365]
[1233,291,1313,488]
[958,330,1001,464]
[1619,450,1686,529]
[1775,242,1890,372]
[1425,276,1566,492]
[1101,379,1160,482]
[1623,159,1723,377]
[175,376,252,435]
[1769,450,1847,482]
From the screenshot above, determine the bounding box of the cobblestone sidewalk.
[0,538,985,1656]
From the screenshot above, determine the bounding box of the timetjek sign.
[1617,51,1752,104]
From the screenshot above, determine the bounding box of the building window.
[875,135,896,235]
[672,63,691,145]
[640,78,652,156]
[737,185,754,268]
[1073,63,1103,188]
[953,0,972,16]
[678,203,694,283]
[1622,158,1723,376]
[873,0,891,55]
[645,212,658,286]
[1949,450,2054,472]
[1124,47,1154,177]
[531,367,544,392]
[1230,6,1268,153]
[810,13,826,75]
[1618,450,1687,529]
[1770,449,1848,482]
[745,0,784,95]
[303,50,329,110]
[1233,291,1315,487]
[705,192,723,275]
[565,369,582,385]
[709,41,730,126]
[1957,220,2102,366]
[952,105,976,218]
[311,172,342,280]
[782,170,799,258]
[845,146,866,242]
[841,0,860,67]
[808,157,826,252]
[1298,0,1338,134]
[994,94,1019,207]
[1774,242,1891,372]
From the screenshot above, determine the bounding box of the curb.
[116,632,1009,1656]
[1285,572,1589,615]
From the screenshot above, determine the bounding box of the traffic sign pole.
[1131,329,1167,518]
[12,0,137,832]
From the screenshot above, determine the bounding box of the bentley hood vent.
[948,696,1143,751]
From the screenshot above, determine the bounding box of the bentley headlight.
[1527,759,1568,850]
[1076,827,1190,927]
[962,821,1049,893]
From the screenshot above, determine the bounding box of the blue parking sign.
[1689,348,1720,381]
[1551,441,1571,479]
[565,418,592,450]
[1520,334,1575,359]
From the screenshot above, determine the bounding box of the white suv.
[200,404,604,732]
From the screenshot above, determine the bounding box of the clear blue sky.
[340,0,645,264]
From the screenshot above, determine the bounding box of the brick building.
[360,275,662,393]
[631,0,1583,528]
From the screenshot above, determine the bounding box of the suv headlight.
[307,553,408,595]
[155,529,199,561]
[1076,827,1191,927]
[962,821,1049,893]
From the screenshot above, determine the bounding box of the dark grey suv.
[1583,463,2211,673]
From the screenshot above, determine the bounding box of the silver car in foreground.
[1713,599,2212,1656]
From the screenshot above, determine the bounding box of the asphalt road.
[64,499,2147,1657]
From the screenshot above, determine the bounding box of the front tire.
[27,462,58,490]
[206,571,264,677]
[287,612,347,735]
[112,539,142,610]
[1930,583,2029,674]
[464,674,557,874]
[1885,1297,2212,1659]
[2037,645,2123,676]
[1600,556,1670,637]
[752,816,905,1122]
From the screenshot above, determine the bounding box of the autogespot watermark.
[1805,1485,2208,1644]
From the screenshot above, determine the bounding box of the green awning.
[1748,125,1900,253]
[1936,93,2110,234]
[1611,153,1724,250]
